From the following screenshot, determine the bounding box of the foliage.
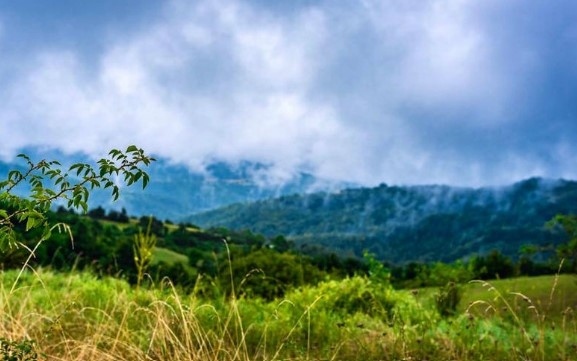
[392,260,474,288]
[364,251,390,284]
[139,215,165,236]
[221,248,325,300]
[88,206,129,223]
[547,214,577,272]
[470,249,516,280]
[0,146,154,250]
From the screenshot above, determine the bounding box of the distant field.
[409,274,577,324]
[164,223,201,233]
[461,275,577,323]
[152,246,189,265]
[406,275,577,322]
[91,217,137,229]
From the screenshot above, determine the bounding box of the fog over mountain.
[3,148,576,263]
[186,177,577,263]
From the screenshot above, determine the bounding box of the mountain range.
[2,150,576,264]
[186,178,577,263]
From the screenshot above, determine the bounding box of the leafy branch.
[0,145,155,250]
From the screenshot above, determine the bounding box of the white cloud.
[0,0,355,179]
[0,0,576,186]
[358,0,513,124]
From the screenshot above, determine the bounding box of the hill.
[186,178,577,263]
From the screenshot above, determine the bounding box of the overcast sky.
[0,0,576,187]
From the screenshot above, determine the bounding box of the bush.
[287,276,436,325]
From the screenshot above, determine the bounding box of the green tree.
[269,235,293,253]
[470,250,515,280]
[138,215,165,236]
[547,214,577,273]
[87,206,106,219]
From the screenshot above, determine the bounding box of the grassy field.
[0,269,575,360]
[151,247,189,266]
[461,275,577,323]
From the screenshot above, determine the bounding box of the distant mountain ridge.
[185,178,577,263]
[0,149,352,220]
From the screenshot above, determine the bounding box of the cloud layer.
[1,0,576,186]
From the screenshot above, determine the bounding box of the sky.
[0,0,576,187]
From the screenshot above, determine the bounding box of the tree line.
[1,203,574,300]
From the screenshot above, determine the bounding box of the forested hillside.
[187,178,577,263]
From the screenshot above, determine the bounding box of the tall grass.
[0,267,576,360]
[462,268,577,361]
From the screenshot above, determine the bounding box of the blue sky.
[0,0,576,187]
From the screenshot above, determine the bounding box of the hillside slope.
[186,178,577,263]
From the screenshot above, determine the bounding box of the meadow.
[1,268,575,361]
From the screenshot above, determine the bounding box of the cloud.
[2,1,346,172]
[0,0,576,187]
[313,0,577,185]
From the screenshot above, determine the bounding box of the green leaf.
[112,186,119,201]
[142,173,149,189]
[133,171,142,183]
[70,163,86,176]
[25,214,41,231]
[89,179,101,189]
[41,226,52,241]
[8,170,22,181]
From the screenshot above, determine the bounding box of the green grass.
[151,247,189,266]
[1,269,576,360]
[93,217,137,229]
[407,275,577,330]
[164,223,201,233]
[461,275,577,324]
